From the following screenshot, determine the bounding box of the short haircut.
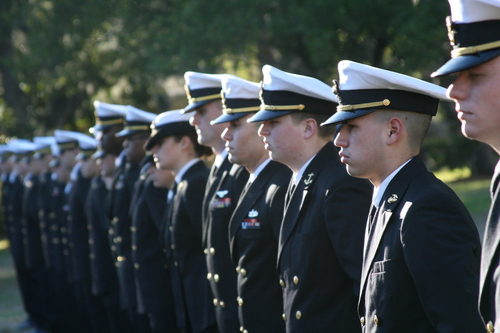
[375,110,432,151]
[172,132,213,157]
[290,112,336,139]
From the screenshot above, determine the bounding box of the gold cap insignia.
[446,16,456,46]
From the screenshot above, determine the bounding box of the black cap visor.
[432,48,500,77]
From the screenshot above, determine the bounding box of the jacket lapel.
[358,156,427,309]
[480,160,500,299]
[229,162,280,255]
[202,159,231,246]
[277,142,334,266]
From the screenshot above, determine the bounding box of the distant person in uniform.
[111,105,157,333]
[248,65,372,333]
[431,1,500,331]
[182,71,248,333]
[324,60,484,332]
[146,109,215,333]
[212,75,289,333]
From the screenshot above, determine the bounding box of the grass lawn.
[0,240,25,332]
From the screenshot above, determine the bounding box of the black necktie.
[368,204,377,233]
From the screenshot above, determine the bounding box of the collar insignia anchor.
[304,173,314,185]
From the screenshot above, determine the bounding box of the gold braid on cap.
[96,118,124,126]
[337,99,391,112]
[221,90,260,114]
[223,106,261,114]
[123,125,150,131]
[184,84,220,104]
[451,40,500,58]
[261,104,305,111]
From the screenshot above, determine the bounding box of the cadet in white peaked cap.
[91,101,128,133]
[182,72,227,113]
[147,108,216,333]
[329,60,484,333]
[432,0,500,77]
[431,1,500,332]
[214,75,290,333]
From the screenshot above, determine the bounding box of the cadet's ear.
[303,118,318,139]
[386,117,404,145]
[179,135,191,150]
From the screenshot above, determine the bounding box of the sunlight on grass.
[434,167,472,183]
[0,239,9,251]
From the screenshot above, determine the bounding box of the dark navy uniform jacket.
[359,156,484,333]
[108,162,141,310]
[481,160,500,333]
[6,172,25,267]
[67,170,92,283]
[130,171,174,325]
[168,160,216,333]
[203,156,249,333]
[46,180,68,275]
[229,160,290,333]
[278,142,372,333]
[86,176,120,300]
[22,174,44,270]
[38,171,53,270]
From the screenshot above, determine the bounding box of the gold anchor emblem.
[387,194,398,204]
[304,173,314,185]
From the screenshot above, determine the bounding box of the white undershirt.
[247,158,271,184]
[292,154,316,186]
[372,158,412,208]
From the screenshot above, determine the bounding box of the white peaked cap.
[125,105,157,123]
[184,72,226,90]
[145,109,194,150]
[115,105,157,137]
[153,109,192,127]
[211,76,261,124]
[93,101,128,118]
[182,72,238,113]
[91,100,127,133]
[261,65,338,102]
[450,0,500,23]
[322,60,451,126]
[7,140,37,154]
[222,75,260,99]
[338,61,449,100]
[248,65,338,122]
[76,135,98,151]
